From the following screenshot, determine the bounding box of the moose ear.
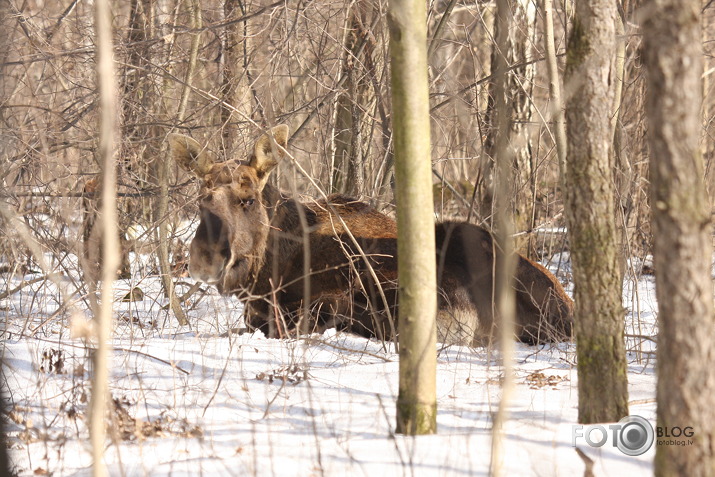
[249,124,289,182]
[168,133,214,178]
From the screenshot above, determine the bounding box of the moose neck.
[260,182,313,233]
[239,182,318,293]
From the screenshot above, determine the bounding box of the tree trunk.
[542,0,566,176]
[564,0,629,424]
[156,0,202,327]
[331,1,373,197]
[0,4,11,473]
[91,0,120,475]
[221,0,251,155]
[642,1,715,475]
[388,0,437,436]
[612,0,652,275]
[116,0,152,277]
[481,0,536,253]
[489,1,517,474]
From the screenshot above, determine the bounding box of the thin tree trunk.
[481,0,536,251]
[388,0,437,436]
[0,4,11,473]
[489,0,517,474]
[117,0,154,277]
[221,0,244,154]
[642,1,715,475]
[91,0,120,475]
[564,0,629,424]
[156,0,202,326]
[509,0,536,252]
[332,1,371,197]
[611,13,630,283]
[542,0,566,176]
[0,383,7,476]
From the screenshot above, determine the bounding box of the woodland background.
[5,0,715,284]
[1,0,715,475]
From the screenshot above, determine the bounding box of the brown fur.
[169,126,573,345]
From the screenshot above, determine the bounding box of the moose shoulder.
[169,125,573,345]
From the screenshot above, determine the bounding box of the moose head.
[168,125,289,295]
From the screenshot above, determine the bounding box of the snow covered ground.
[1,254,659,476]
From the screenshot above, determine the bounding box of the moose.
[169,125,573,346]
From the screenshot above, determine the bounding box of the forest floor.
[1,252,659,476]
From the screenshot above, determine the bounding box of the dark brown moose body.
[169,125,573,345]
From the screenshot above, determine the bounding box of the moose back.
[169,125,573,345]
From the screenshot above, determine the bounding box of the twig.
[0,182,192,199]
[15,334,190,375]
[428,0,459,58]
[430,52,567,114]
[0,276,47,301]
[303,337,393,363]
[625,333,657,343]
[201,336,236,416]
[161,281,205,311]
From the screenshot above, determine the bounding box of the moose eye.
[242,198,255,207]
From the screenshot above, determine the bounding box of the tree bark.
[642,1,715,475]
[481,0,536,252]
[115,0,152,277]
[0,4,11,472]
[91,0,120,475]
[542,0,566,176]
[221,0,247,154]
[564,0,629,424]
[388,0,437,436]
[489,1,517,474]
[156,0,202,327]
[331,1,373,197]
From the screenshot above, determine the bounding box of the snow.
[1,255,659,476]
